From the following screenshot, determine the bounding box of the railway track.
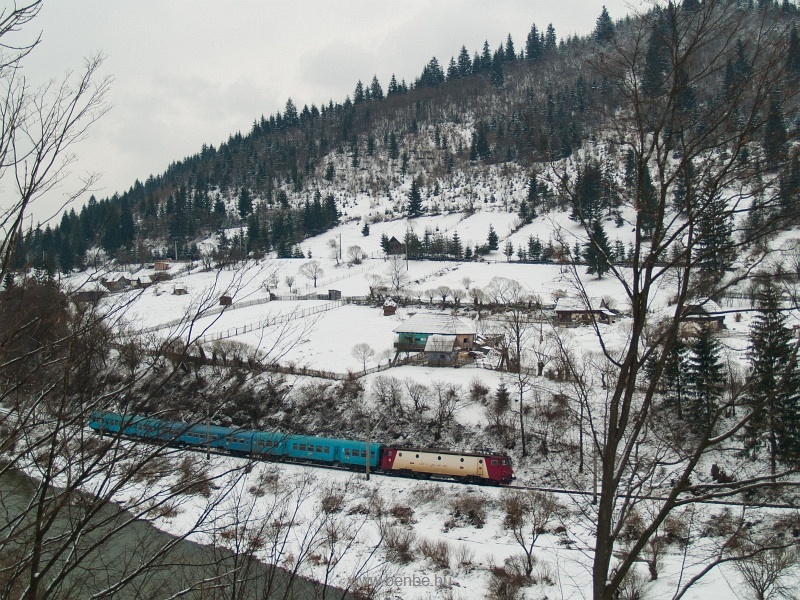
[112,432,800,511]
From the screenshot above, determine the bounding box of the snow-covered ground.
[59,197,800,599]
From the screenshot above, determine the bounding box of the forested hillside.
[13,1,800,278]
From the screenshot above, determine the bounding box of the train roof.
[387,446,510,459]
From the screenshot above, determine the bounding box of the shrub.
[454,544,475,570]
[384,527,416,564]
[320,489,345,514]
[449,493,487,528]
[390,504,415,524]
[417,537,451,570]
[487,561,525,600]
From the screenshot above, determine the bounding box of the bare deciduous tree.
[299,260,324,288]
[352,342,375,373]
[547,4,800,598]
[500,491,564,579]
[385,255,408,295]
[346,245,365,265]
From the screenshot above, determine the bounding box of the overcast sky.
[15,1,638,223]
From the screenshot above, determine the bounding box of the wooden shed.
[424,334,459,367]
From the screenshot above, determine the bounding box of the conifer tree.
[407,179,423,217]
[788,25,800,75]
[742,281,800,473]
[449,232,463,259]
[505,34,516,61]
[457,45,472,76]
[369,75,383,100]
[388,132,399,160]
[694,192,735,278]
[353,80,365,103]
[545,24,557,54]
[487,224,499,251]
[764,96,787,171]
[584,220,612,278]
[237,187,253,219]
[594,6,614,44]
[526,24,543,61]
[686,324,725,434]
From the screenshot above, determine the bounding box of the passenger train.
[89,411,514,485]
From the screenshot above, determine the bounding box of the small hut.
[424,334,458,367]
[383,298,397,316]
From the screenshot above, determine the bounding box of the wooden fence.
[197,301,345,344]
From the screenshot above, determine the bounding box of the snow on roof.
[686,298,723,315]
[554,296,609,313]
[393,312,476,335]
[104,271,132,282]
[424,334,457,353]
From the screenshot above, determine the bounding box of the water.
[0,468,353,599]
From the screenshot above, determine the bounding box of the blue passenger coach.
[88,411,383,469]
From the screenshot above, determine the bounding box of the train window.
[344,449,350,457]
[324,446,330,453]
[361,450,367,457]
[316,445,323,453]
[370,451,375,457]
[299,444,307,451]
[292,443,298,450]
[491,460,498,465]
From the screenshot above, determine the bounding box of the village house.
[132,274,152,289]
[393,313,476,363]
[554,296,616,325]
[102,272,132,292]
[387,236,406,255]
